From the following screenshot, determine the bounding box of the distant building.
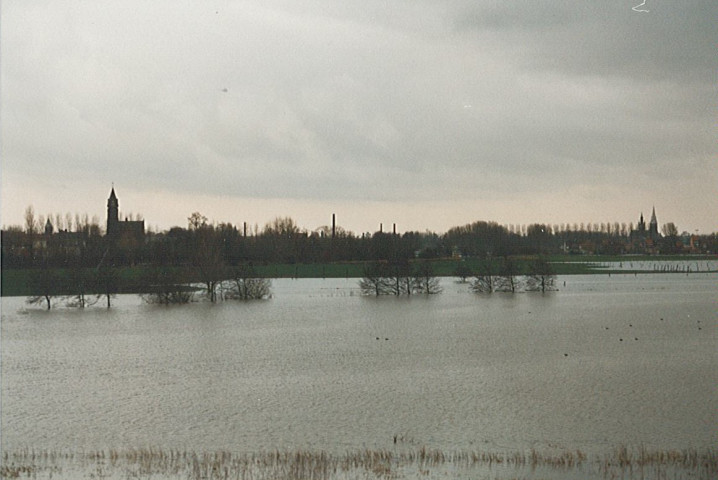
[636,212,646,235]
[630,207,660,253]
[648,207,659,240]
[632,207,660,240]
[106,187,145,243]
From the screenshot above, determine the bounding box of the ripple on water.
[1,275,717,454]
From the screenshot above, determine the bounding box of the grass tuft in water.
[1,445,716,479]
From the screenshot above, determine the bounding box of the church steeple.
[107,186,119,237]
[649,206,658,239]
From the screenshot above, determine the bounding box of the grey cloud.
[1,1,715,232]
[453,1,716,81]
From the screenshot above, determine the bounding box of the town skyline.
[5,186,711,237]
[2,2,716,236]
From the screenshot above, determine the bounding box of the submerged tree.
[95,265,120,308]
[494,257,521,293]
[471,259,499,293]
[359,262,391,296]
[188,213,225,303]
[227,264,272,300]
[140,266,194,305]
[413,261,443,294]
[453,262,474,283]
[387,260,413,296]
[525,257,557,293]
[26,265,60,310]
[360,260,442,296]
[64,265,97,308]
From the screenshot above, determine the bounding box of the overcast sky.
[2,1,716,234]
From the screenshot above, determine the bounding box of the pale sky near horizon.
[2,1,716,235]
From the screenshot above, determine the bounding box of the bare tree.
[140,266,194,305]
[413,261,443,294]
[64,265,97,308]
[55,213,64,232]
[453,262,474,283]
[525,257,557,293]
[263,216,300,237]
[26,264,60,310]
[95,265,119,308]
[359,262,391,296]
[190,222,225,303]
[188,211,208,231]
[494,257,520,293]
[387,260,413,296]
[227,265,272,300]
[81,213,90,234]
[661,222,678,237]
[24,205,37,235]
[360,260,439,296]
[471,259,499,293]
[89,215,102,236]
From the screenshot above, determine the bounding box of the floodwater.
[1,274,717,477]
[584,259,718,272]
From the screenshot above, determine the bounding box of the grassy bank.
[2,255,716,297]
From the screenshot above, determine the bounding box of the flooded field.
[584,259,718,272]
[2,273,716,479]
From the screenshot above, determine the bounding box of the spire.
[648,206,659,239]
[107,185,119,237]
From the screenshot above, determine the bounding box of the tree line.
[4,205,717,308]
[25,253,558,309]
[17,211,563,309]
[5,211,714,272]
[24,258,272,310]
[468,256,557,293]
[22,212,275,309]
[358,256,557,296]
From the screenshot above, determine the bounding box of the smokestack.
[380,223,383,233]
[332,214,336,239]
[393,223,396,235]
[243,222,247,237]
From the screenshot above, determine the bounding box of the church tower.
[649,206,658,239]
[107,187,119,237]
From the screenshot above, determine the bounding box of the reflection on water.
[2,274,716,458]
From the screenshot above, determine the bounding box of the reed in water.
[2,445,716,479]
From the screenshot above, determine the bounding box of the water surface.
[2,274,716,455]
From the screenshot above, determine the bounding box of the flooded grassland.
[2,273,716,479]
